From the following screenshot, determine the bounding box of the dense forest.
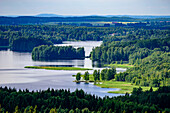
[0,86,169,113]
[0,25,114,51]
[11,37,53,52]
[115,52,170,87]
[0,25,169,52]
[0,16,170,25]
[91,37,170,87]
[91,37,170,63]
[32,45,85,60]
[0,16,143,25]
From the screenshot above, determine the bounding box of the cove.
[0,41,126,97]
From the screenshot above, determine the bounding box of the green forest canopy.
[32,45,85,60]
[0,86,169,113]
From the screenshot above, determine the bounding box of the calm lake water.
[0,41,126,97]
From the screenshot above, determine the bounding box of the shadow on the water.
[92,61,107,68]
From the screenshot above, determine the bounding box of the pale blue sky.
[0,0,170,16]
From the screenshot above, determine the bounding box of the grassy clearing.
[105,64,134,68]
[25,66,92,71]
[96,80,158,94]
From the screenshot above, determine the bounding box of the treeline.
[1,16,170,25]
[0,16,138,25]
[32,45,85,60]
[75,68,116,82]
[0,25,169,52]
[103,28,169,42]
[91,37,170,63]
[91,37,170,87]
[0,86,169,113]
[11,37,53,52]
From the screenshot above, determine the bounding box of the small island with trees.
[32,45,85,60]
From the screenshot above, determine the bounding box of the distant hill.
[116,15,170,19]
[0,15,170,25]
[1,13,170,19]
[0,16,137,25]
[35,14,64,17]
[35,14,170,19]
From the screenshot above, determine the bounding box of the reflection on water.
[0,41,126,97]
[56,41,102,56]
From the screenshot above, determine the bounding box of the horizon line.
[1,13,170,17]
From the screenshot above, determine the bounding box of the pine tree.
[76,72,81,81]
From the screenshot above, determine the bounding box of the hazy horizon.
[0,0,170,16]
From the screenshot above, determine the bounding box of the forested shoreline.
[0,23,170,112]
[32,45,85,60]
[0,86,169,113]
[91,37,170,87]
[0,25,169,52]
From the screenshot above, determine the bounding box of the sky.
[0,0,170,16]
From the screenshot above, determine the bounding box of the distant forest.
[0,25,169,52]
[0,16,170,25]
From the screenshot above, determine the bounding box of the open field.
[96,80,158,94]
[25,66,92,71]
[105,64,134,68]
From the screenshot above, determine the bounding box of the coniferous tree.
[84,71,89,82]
[76,73,81,81]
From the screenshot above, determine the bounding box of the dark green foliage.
[91,37,170,87]
[0,25,114,52]
[32,45,85,60]
[126,52,170,87]
[105,67,116,80]
[1,25,169,52]
[84,71,89,81]
[91,37,170,63]
[0,16,139,25]
[115,72,128,81]
[99,68,116,81]
[93,70,98,81]
[0,38,9,46]
[11,37,53,52]
[97,70,100,80]
[0,86,169,113]
[76,72,81,81]
[101,69,108,80]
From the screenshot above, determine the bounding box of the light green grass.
[96,80,158,94]
[105,64,134,68]
[73,73,158,94]
[25,66,92,71]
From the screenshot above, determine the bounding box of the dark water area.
[0,41,126,97]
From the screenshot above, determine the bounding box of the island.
[32,45,85,60]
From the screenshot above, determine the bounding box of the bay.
[0,41,126,97]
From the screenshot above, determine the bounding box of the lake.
[0,41,126,97]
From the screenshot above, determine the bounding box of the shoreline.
[25,66,93,71]
[105,64,134,68]
[95,80,158,94]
